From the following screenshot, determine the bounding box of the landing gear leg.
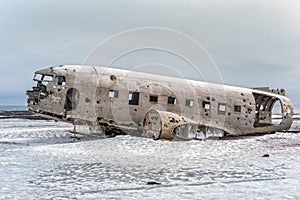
[71,123,80,141]
[73,124,77,138]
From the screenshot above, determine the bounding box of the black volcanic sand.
[0,110,299,133]
[0,110,47,120]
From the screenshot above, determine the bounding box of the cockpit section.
[26,67,68,120]
[33,74,53,99]
[27,73,52,104]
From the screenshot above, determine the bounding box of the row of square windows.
[108,90,242,113]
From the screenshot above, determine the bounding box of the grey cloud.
[0,0,299,104]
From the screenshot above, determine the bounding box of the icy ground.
[0,118,300,199]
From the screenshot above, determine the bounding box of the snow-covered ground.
[0,117,300,199]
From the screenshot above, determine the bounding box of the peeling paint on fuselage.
[26,65,294,140]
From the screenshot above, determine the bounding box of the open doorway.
[271,100,283,125]
[65,88,80,111]
[253,92,282,127]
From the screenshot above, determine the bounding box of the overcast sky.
[0,0,299,105]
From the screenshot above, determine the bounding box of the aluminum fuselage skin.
[26,65,294,138]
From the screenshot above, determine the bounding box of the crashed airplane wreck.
[26,65,294,140]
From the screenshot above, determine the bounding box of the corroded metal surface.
[142,110,199,140]
[26,65,294,140]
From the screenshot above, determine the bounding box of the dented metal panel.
[142,110,200,140]
[26,65,295,140]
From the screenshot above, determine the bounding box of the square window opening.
[218,103,226,114]
[234,105,241,112]
[129,91,139,105]
[149,95,158,102]
[202,101,210,110]
[57,76,66,86]
[109,90,119,98]
[168,97,177,104]
[186,99,194,107]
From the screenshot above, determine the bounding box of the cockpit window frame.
[43,75,53,82]
[33,74,43,81]
[33,73,54,82]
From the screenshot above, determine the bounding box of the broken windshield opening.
[34,74,53,82]
[34,74,43,81]
[32,74,54,99]
[43,75,53,82]
[41,75,53,86]
[33,74,54,87]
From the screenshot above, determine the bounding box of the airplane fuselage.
[26,65,294,140]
